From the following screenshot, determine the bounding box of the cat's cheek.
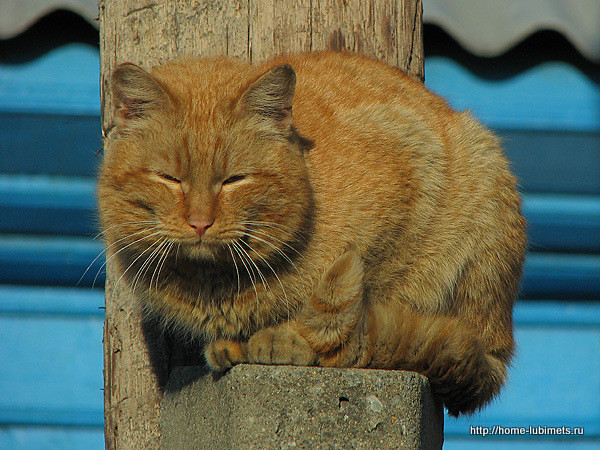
[154,184,188,224]
[213,189,246,224]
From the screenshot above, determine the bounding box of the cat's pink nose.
[188,219,214,237]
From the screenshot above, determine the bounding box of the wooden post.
[99,1,423,448]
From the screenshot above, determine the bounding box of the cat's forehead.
[152,57,252,136]
[151,57,252,104]
[146,58,261,170]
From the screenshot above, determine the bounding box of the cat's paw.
[247,325,317,366]
[204,339,247,371]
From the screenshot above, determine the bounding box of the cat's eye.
[222,175,246,185]
[157,172,181,183]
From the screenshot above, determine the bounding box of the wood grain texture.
[99,1,423,448]
[311,0,423,77]
[102,264,162,450]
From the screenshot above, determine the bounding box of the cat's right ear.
[238,64,296,133]
[111,63,170,127]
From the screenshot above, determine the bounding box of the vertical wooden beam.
[311,0,423,77]
[99,1,423,448]
[248,1,313,61]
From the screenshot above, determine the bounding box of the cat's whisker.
[226,243,241,297]
[239,239,272,295]
[240,238,290,319]
[94,220,158,240]
[80,246,112,287]
[232,241,257,288]
[148,238,170,292]
[107,227,158,248]
[115,236,164,291]
[84,227,157,283]
[231,240,259,303]
[129,239,164,293]
[152,240,175,293]
[242,219,296,233]
[246,228,307,262]
[87,228,161,288]
[241,230,301,273]
[234,240,268,317]
[93,229,163,288]
[226,243,246,306]
[242,220,310,244]
[133,237,169,294]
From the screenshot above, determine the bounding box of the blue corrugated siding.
[0,429,104,450]
[425,57,600,132]
[0,44,106,448]
[0,43,598,448]
[0,45,100,116]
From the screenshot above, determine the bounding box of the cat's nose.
[188,218,214,237]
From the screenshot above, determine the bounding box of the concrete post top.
[162,365,444,449]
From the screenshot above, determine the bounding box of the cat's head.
[98,58,313,271]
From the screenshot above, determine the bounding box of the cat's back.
[258,52,521,266]
[264,51,454,135]
[266,51,511,191]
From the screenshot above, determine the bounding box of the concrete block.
[161,364,444,449]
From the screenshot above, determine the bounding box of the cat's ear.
[239,64,296,132]
[111,63,170,127]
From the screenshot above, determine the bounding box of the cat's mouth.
[178,233,240,262]
[176,222,280,265]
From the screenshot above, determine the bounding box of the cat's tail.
[296,249,372,368]
[297,249,508,416]
[369,307,508,416]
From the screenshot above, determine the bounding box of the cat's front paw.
[204,339,247,371]
[247,324,317,366]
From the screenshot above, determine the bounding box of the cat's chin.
[180,241,225,262]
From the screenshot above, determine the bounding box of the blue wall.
[0,45,105,449]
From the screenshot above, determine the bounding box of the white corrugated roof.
[1,0,599,60]
[0,0,98,38]
[425,0,600,60]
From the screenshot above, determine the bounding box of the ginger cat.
[98,51,526,416]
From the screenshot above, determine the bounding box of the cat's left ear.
[239,64,296,132]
